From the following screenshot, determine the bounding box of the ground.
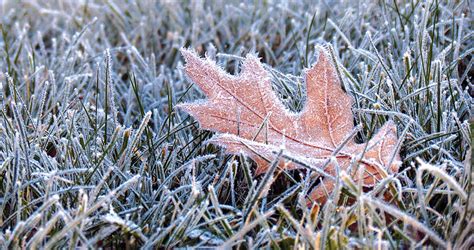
[0,0,472,248]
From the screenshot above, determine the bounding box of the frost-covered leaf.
[178,46,401,204]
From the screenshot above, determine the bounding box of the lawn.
[0,0,472,248]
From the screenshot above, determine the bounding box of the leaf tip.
[314,45,332,66]
[241,53,268,77]
[180,47,199,64]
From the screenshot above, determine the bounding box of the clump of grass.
[0,0,472,248]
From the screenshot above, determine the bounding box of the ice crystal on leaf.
[177,46,401,204]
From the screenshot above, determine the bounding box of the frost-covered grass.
[0,0,472,248]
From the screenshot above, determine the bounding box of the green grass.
[0,0,472,248]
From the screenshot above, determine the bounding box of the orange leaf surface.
[177,46,401,204]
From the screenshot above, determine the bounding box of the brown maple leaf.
[177,46,401,204]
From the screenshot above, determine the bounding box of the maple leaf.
[177,46,401,204]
